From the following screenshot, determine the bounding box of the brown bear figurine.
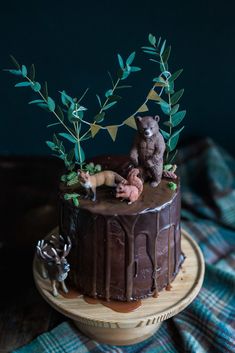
[130,115,165,187]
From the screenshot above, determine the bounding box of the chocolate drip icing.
[59,157,185,301]
[153,212,160,298]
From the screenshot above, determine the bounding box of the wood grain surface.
[34,228,205,345]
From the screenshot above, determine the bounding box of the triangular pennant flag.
[107,125,118,141]
[137,103,149,113]
[91,124,101,138]
[147,90,162,101]
[124,116,137,130]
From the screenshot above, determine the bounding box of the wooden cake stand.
[33,228,205,346]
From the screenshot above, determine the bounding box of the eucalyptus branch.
[142,34,186,164]
[24,75,78,141]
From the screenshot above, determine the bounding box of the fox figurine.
[78,169,126,201]
[116,168,143,204]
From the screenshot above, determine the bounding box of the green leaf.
[47,122,61,128]
[149,59,160,64]
[160,129,170,140]
[153,76,166,84]
[42,81,48,100]
[116,85,132,89]
[21,65,27,77]
[67,104,78,123]
[67,149,75,162]
[59,132,77,143]
[46,141,56,150]
[31,82,41,92]
[157,37,162,47]
[29,64,35,81]
[158,100,171,115]
[28,99,44,105]
[105,89,113,98]
[15,81,31,87]
[102,101,117,110]
[107,71,114,86]
[166,126,184,151]
[121,70,130,80]
[148,33,156,46]
[74,143,85,163]
[108,94,122,103]
[168,182,177,191]
[169,69,183,83]
[164,164,173,171]
[162,46,171,64]
[164,81,174,94]
[163,121,173,128]
[117,54,124,69]
[94,112,105,123]
[171,89,184,105]
[170,104,180,115]
[38,103,49,111]
[96,94,102,107]
[168,149,178,163]
[53,133,59,146]
[141,46,156,51]
[3,69,22,76]
[172,110,186,127]
[160,40,166,55]
[10,55,21,69]
[47,96,56,112]
[55,105,64,122]
[73,198,79,207]
[60,90,73,106]
[126,51,135,65]
[143,50,157,55]
[130,66,141,72]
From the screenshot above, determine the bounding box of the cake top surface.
[60,155,179,216]
[76,180,177,216]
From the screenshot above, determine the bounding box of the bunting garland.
[147,90,162,101]
[124,116,137,129]
[107,125,118,141]
[137,103,149,112]
[72,86,164,142]
[90,124,101,138]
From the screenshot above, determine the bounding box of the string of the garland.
[72,84,164,141]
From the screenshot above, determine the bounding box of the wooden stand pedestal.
[33,229,204,346]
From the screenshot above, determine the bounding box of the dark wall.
[1,0,235,159]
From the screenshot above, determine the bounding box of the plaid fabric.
[14,138,235,353]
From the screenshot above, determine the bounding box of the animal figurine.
[116,168,143,204]
[130,115,165,187]
[78,169,126,201]
[36,235,71,297]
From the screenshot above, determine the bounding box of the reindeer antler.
[63,236,72,257]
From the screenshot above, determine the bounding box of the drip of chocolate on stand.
[59,288,142,313]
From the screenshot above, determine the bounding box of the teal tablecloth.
[14,138,235,353]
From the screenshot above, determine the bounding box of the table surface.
[0,156,64,352]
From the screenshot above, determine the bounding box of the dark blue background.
[1,0,235,159]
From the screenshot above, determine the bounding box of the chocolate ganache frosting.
[59,156,185,302]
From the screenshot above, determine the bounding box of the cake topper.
[130,115,165,187]
[116,168,143,204]
[36,235,71,297]
[78,170,126,201]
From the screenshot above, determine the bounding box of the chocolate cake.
[59,156,185,302]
